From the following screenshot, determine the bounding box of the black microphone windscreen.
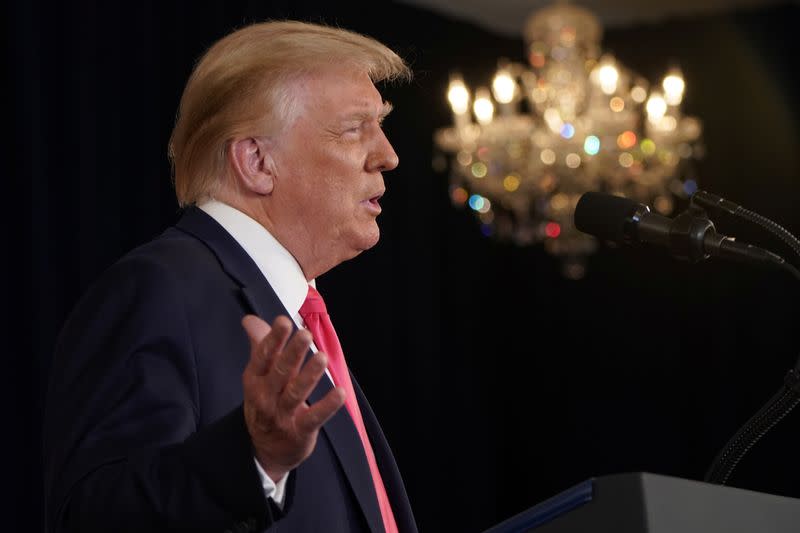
[574,192,642,242]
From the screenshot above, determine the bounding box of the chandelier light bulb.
[543,107,563,133]
[473,87,495,124]
[646,92,668,123]
[597,63,619,95]
[492,70,517,104]
[447,76,471,115]
[662,71,685,105]
[630,85,648,103]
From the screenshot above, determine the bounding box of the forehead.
[299,67,386,118]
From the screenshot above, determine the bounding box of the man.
[43,21,415,533]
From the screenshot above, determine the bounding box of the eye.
[341,123,362,136]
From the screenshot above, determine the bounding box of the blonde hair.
[169,21,411,206]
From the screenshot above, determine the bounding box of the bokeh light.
[583,135,600,155]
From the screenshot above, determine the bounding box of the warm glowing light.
[531,87,547,103]
[584,135,600,155]
[473,88,494,124]
[640,139,656,156]
[560,123,575,139]
[447,76,470,115]
[631,86,647,103]
[503,174,521,191]
[660,116,677,131]
[540,149,556,165]
[471,162,488,178]
[565,153,581,168]
[597,63,619,95]
[529,51,546,68]
[550,193,569,211]
[560,27,576,45]
[646,92,667,122]
[617,131,637,149]
[456,151,472,166]
[609,96,625,112]
[545,222,561,238]
[492,70,516,104]
[478,198,492,213]
[653,195,673,214]
[451,186,469,205]
[539,173,556,192]
[618,152,634,167]
[662,71,685,105]
[543,108,563,132]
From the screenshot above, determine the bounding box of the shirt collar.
[198,199,314,318]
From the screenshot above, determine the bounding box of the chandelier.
[434,1,703,278]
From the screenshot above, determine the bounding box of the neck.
[212,190,340,281]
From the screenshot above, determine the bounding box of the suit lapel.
[175,207,385,533]
[307,376,385,533]
[353,377,417,532]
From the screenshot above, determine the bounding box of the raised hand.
[241,315,346,482]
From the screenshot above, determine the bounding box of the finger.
[278,350,328,413]
[260,316,293,367]
[266,328,312,393]
[242,315,272,375]
[297,386,346,434]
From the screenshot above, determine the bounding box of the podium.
[485,472,800,532]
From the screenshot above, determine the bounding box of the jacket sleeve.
[43,254,287,532]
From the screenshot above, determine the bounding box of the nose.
[366,129,399,173]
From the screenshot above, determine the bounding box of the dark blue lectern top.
[484,478,594,533]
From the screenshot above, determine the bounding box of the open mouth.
[363,192,384,213]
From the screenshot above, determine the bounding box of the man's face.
[268,67,399,274]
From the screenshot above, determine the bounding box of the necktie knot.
[299,285,327,317]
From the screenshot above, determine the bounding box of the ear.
[228,137,276,195]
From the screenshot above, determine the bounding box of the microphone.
[574,191,786,266]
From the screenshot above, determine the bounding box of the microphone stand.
[692,191,800,485]
[704,366,800,485]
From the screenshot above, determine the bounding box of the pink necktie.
[299,286,399,533]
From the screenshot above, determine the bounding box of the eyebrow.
[343,101,394,123]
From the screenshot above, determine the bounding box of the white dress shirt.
[199,199,322,508]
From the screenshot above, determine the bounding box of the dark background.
[6,0,799,530]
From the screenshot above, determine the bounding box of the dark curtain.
[7,1,799,531]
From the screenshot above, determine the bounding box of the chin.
[354,224,380,253]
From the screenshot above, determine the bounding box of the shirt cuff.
[253,457,288,509]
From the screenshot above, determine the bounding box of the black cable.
[705,369,800,484]
[691,190,800,265]
[693,190,800,486]
[736,207,800,263]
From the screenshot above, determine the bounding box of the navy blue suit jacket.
[43,207,416,533]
